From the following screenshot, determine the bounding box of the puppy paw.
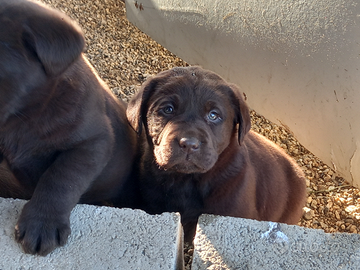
[15,202,71,256]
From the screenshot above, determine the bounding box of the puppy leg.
[15,138,112,255]
[182,220,199,243]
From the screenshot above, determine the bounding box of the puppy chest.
[163,177,205,218]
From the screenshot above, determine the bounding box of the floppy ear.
[127,68,191,134]
[229,84,251,145]
[126,77,161,135]
[21,4,85,76]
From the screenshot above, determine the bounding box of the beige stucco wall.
[126,0,360,186]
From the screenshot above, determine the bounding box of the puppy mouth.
[155,150,214,174]
[166,160,208,174]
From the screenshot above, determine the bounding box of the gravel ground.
[41,0,360,268]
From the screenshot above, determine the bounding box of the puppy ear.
[126,77,160,135]
[22,5,85,76]
[229,84,251,145]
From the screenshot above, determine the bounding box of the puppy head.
[0,0,85,125]
[127,66,251,174]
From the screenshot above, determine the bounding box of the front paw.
[15,202,71,256]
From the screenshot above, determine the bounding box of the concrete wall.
[0,198,183,270]
[2,198,360,269]
[193,214,360,269]
[125,0,360,187]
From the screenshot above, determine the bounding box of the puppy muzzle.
[154,135,218,174]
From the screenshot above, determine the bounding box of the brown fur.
[127,66,306,242]
[0,0,138,255]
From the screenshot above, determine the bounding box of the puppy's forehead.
[154,68,233,102]
[170,66,221,79]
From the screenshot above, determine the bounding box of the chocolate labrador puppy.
[0,0,138,255]
[127,66,307,241]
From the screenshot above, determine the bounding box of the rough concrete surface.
[0,198,183,270]
[193,214,360,270]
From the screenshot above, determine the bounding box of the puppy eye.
[208,110,221,122]
[162,105,174,114]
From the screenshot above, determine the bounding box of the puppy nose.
[179,137,200,153]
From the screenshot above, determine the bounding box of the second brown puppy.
[127,66,306,241]
[0,0,138,256]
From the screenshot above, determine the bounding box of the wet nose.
[179,137,200,153]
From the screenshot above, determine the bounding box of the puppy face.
[127,66,251,174]
[0,0,84,126]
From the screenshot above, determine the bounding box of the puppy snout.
[179,137,200,153]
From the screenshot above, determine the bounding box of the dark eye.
[162,105,174,114]
[208,110,221,122]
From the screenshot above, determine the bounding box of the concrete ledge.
[0,198,183,270]
[4,198,360,269]
[193,214,360,269]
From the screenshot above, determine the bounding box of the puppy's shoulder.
[244,130,275,147]
[244,130,291,158]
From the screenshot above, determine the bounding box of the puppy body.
[127,66,306,241]
[1,56,137,203]
[0,0,138,255]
